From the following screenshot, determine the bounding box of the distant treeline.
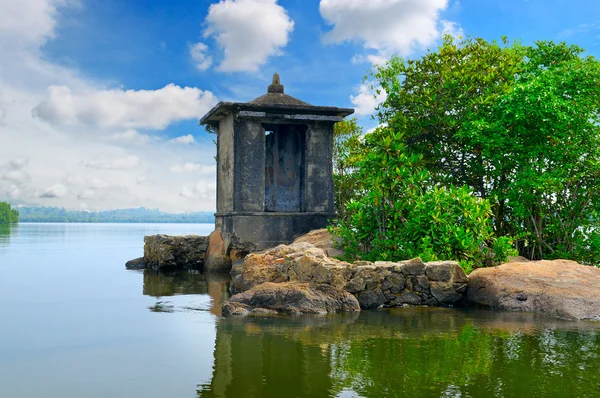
[17,206,214,223]
[0,202,19,224]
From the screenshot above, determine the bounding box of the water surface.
[1,223,600,398]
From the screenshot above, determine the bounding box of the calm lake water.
[1,223,600,398]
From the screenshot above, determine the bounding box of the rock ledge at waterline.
[466,260,600,320]
[225,241,468,316]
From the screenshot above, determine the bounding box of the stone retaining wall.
[233,242,468,309]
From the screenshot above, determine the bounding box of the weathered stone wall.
[232,242,468,309]
[143,234,208,271]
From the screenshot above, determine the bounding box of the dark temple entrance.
[264,124,306,212]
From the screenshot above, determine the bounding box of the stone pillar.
[304,122,335,213]
[234,118,265,212]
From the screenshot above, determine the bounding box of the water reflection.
[0,223,16,248]
[198,308,600,398]
[142,270,230,316]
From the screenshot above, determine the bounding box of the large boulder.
[222,282,361,316]
[203,230,232,272]
[232,242,313,292]
[143,234,208,271]
[466,260,600,320]
[293,228,344,258]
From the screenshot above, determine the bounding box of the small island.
[0,202,19,224]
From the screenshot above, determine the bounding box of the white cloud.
[33,84,217,130]
[40,184,68,198]
[190,42,213,71]
[0,0,220,212]
[89,178,110,189]
[320,0,458,63]
[180,180,216,199]
[350,83,387,116]
[77,189,96,200]
[441,20,464,39]
[169,163,216,173]
[84,155,141,170]
[204,0,294,72]
[169,134,196,145]
[0,0,70,47]
[110,129,150,144]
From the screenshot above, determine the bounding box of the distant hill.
[18,206,215,223]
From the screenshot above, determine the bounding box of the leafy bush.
[331,128,513,273]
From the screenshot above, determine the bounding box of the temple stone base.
[216,212,336,251]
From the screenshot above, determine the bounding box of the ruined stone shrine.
[200,74,354,250]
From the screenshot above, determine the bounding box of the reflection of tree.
[0,223,16,247]
[198,308,600,397]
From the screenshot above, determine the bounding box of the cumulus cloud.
[190,42,213,71]
[169,163,216,173]
[0,0,68,47]
[32,84,217,130]
[169,134,196,145]
[1,157,31,184]
[84,155,141,170]
[40,183,68,198]
[320,0,458,62]
[204,0,294,72]
[109,129,150,144]
[350,83,387,116]
[179,181,216,199]
[77,189,96,200]
[441,20,464,39]
[0,0,219,211]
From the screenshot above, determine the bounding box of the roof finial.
[267,72,284,94]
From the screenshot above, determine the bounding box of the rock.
[204,230,232,272]
[293,228,344,258]
[430,281,462,304]
[143,234,208,271]
[231,240,469,311]
[466,260,600,320]
[425,261,456,281]
[397,258,426,275]
[222,282,361,316]
[233,252,285,293]
[357,289,386,309]
[395,292,423,306]
[125,257,146,270]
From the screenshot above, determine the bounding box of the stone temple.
[200,74,354,250]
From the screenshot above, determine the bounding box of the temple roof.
[200,73,354,126]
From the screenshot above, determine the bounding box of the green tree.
[0,201,19,224]
[333,118,364,221]
[371,37,600,263]
[332,127,512,272]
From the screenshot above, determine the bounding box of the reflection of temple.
[197,318,336,398]
[143,270,230,316]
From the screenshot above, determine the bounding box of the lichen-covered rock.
[143,234,208,271]
[466,260,600,320]
[222,282,361,316]
[230,241,469,311]
[231,243,310,292]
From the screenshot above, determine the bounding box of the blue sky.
[0,0,599,212]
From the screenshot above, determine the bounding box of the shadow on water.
[198,307,600,398]
[142,270,231,316]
